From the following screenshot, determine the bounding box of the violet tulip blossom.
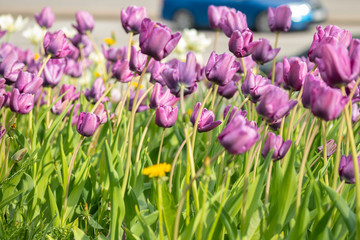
[112,59,133,83]
[339,154,360,184]
[34,7,55,29]
[51,98,70,115]
[252,38,280,64]
[229,29,260,58]
[219,10,248,38]
[0,125,5,139]
[139,18,181,61]
[15,71,43,94]
[155,105,178,128]
[76,112,100,137]
[301,73,324,109]
[162,52,197,97]
[241,72,270,103]
[70,34,93,57]
[85,78,107,103]
[205,51,241,86]
[218,114,259,155]
[353,104,360,123]
[94,103,114,124]
[129,46,148,73]
[0,51,24,84]
[217,74,241,99]
[149,61,166,86]
[283,57,308,91]
[149,83,178,109]
[73,11,94,34]
[268,5,292,32]
[262,132,292,160]
[268,62,284,86]
[0,91,7,109]
[64,58,82,78]
[190,102,222,132]
[318,139,337,158]
[43,59,65,87]
[121,6,148,34]
[59,84,80,102]
[223,105,247,125]
[208,5,234,30]
[256,86,297,123]
[9,88,34,114]
[43,31,71,58]
[101,45,126,63]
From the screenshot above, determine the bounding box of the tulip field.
[1,4,360,240]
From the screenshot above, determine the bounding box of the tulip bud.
[208,5,234,30]
[262,132,292,160]
[9,88,34,114]
[268,5,292,32]
[0,51,24,84]
[121,6,148,34]
[339,154,360,184]
[15,71,43,94]
[43,59,65,87]
[241,72,270,103]
[318,139,337,158]
[219,10,248,38]
[85,78,107,103]
[155,105,178,128]
[34,7,55,29]
[252,38,280,65]
[112,59,133,83]
[149,83,178,109]
[283,57,307,91]
[228,29,260,58]
[73,11,94,34]
[43,30,72,58]
[129,46,148,73]
[76,112,100,137]
[190,102,222,132]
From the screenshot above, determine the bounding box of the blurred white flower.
[61,27,77,38]
[174,28,211,64]
[22,25,46,45]
[0,14,28,33]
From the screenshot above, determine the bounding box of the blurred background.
[0,0,359,60]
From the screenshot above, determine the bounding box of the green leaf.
[211,202,239,240]
[130,210,159,237]
[73,226,90,240]
[161,181,177,240]
[47,186,61,227]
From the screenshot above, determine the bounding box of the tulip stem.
[332,116,345,189]
[157,128,166,164]
[214,29,219,52]
[115,76,134,129]
[135,84,154,111]
[37,55,51,77]
[126,31,134,61]
[210,84,219,110]
[265,160,274,205]
[157,178,164,240]
[121,56,151,197]
[271,31,280,85]
[321,120,329,185]
[241,57,247,78]
[46,87,52,128]
[340,86,360,238]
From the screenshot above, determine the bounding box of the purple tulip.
[196,63,205,82]
[241,72,271,103]
[0,51,24,84]
[128,89,149,113]
[218,113,259,155]
[149,83,178,109]
[268,62,284,86]
[155,105,178,128]
[301,73,324,109]
[34,7,55,29]
[59,84,80,102]
[162,52,197,97]
[148,61,166,86]
[252,38,280,64]
[318,139,337,158]
[0,125,5,139]
[129,46,148,73]
[43,59,65,87]
[94,103,114,124]
[190,102,222,132]
[268,5,292,32]
[15,71,43,94]
[229,29,260,58]
[102,44,126,63]
[9,88,34,114]
[283,57,307,91]
[262,132,292,161]
[219,10,248,38]
[217,74,241,99]
[205,51,241,86]
[73,11,94,34]
[70,34,93,57]
[64,58,83,78]
[121,6,148,34]
[67,43,80,60]
[316,43,360,87]
[208,5,234,30]
[51,98,70,115]
[308,25,352,62]
[43,31,72,58]
[223,104,247,125]
[339,154,360,184]
[0,90,8,110]
[112,59,133,83]
[85,78,107,103]
[139,18,181,61]
[76,112,100,137]
[256,86,297,123]
[238,55,256,75]
[352,104,360,123]
[310,83,348,121]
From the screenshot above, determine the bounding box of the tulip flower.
[43,30,71,58]
[112,59,133,83]
[252,38,280,65]
[218,113,259,155]
[310,83,348,121]
[15,71,43,94]
[190,102,222,132]
[0,90,8,109]
[205,51,241,86]
[76,112,100,137]
[64,59,82,78]
[34,7,55,29]
[149,83,178,109]
[139,18,181,61]
[43,59,65,87]
[268,5,292,32]
[223,105,247,125]
[128,89,149,112]
[0,51,24,84]
[316,43,360,87]
[308,25,352,62]
[162,52,198,97]
[318,139,337,158]
[353,104,360,123]
[229,29,260,58]
[241,72,271,103]
[262,132,292,160]
[208,5,234,30]
[283,57,307,91]
[339,154,360,184]
[120,6,148,34]
[101,44,126,63]
[94,103,114,124]
[301,73,323,109]
[59,84,80,102]
[70,34,93,57]
[73,11,94,34]
[256,86,297,123]
[51,98,70,115]
[148,61,166,86]
[0,125,5,139]
[129,46,148,73]
[219,10,248,38]
[85,78,107,103]
[155,105,178,128]
[9,88,34,114]
[238,55,256,75]
[217,74,241,99]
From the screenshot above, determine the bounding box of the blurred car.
[161,0,327,31]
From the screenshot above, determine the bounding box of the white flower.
[22,25,45,45]
[0,14,28,33]
[61,27,77,38]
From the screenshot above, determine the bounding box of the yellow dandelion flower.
[94,72,101,78]
[131,82,143,89]
[187,109,192,117]
[104,37,116,46]
[34,53,40,61]
[142,163,171,178]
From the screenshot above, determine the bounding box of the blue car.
[161,0,327,31]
